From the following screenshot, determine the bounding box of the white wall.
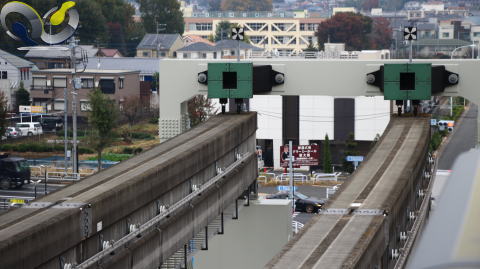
[300,96,334,140]
[250,95,282,168]
[355,96,390,141]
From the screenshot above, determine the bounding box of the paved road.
[259,185,330,226]
[0,183,64,199]
[438,104,478,170]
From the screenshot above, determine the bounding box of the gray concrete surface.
[438,104,478,170]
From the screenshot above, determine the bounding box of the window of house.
[99,78,115,94]
[142,51,149,57]
[54,99,65,111]
[119,77,124,89]
[33,76,47,87]
[300,23,305,31]
[1,71,7,79]
[201,53,207,59]
[81,78,94,88]
[81,78,94,89]
[195,23,212,31]
[442,32,450,38]
[246,23,266,31]
[80,100,91,111]
[53,77,67,88]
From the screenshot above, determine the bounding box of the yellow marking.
[50,1,76,26]
[10,199,25,204]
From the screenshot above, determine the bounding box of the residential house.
[30,69,140,117]
[25,45,98,69]
[136,34,184,58]
[182,34,215,46]
[85,57,160,107]
[176,40,264,59]
[96,48,123,58]
[415,38,471,57]
[0,49,37,110]
[417,23,437,39]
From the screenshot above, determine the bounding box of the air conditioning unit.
[409,211,416,220]
[418,189,425,197]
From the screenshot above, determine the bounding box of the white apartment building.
[183,10,325,54]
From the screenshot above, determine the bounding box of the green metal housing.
[383,63,432,100]
[207,62,253,99]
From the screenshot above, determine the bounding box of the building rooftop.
[215,40,264,51]
[186,10,323,19]
[85,57,159,75]
[25,45,98,59]
[178,42,217,52]
[137,34,181,50]
[0,49,36,68]
[416,38,471,46]
[32,68,140,74]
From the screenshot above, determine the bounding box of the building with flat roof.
[183,10,325,54]
[30,69,140,117]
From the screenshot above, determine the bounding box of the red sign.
[280,145,320,167]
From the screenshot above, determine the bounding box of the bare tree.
[187,95,218,128]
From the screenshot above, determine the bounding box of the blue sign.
[346,156,364,162]
[430,119,437,126]
[277,186,298,192]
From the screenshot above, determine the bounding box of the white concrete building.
[0,49,36,110]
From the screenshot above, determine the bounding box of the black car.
[266,191,325,213]
[0,155,31,189]
[40,117,63,132]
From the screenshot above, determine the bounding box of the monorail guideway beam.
[159,59,480,142]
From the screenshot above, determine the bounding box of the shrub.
[88,153,132,162]
[130,132,154,140]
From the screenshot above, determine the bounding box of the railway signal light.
[366,64,459,101]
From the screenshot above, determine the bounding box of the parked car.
[266,191,325,213]
[40,117,63,132]
[15,122,43,136]
[5,127,21,138]
[0,154,31,189]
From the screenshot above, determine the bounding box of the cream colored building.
[183,10,324,54]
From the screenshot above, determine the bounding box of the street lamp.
[451,44,476,59]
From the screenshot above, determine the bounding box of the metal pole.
[237,40,240,62]
[289,141,294,212]
[71,38,78,174]
[450,96,453,117]
[473,41,475,59]
[409,40,413,63]
[44,167,47,195]
[64,87,68,170]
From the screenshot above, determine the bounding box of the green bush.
[430,131,442,151]
[122,147,143,155]
[130,132,154,140]
[0,143,94,154]
[88,153,132,162]
[149,117,158,124]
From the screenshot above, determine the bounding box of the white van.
[15,122,43,136]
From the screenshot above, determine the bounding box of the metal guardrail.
[75,152,254,268]
[313,172,341,181]
[292,221,304,234]
[275,173,308,183]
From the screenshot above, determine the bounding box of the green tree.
[342,132,358,173]
[87,89,118,170]
[323,134,333,173]
[75,0,108,44]
[187,95,217,128]
[138,0,185,34]
[304,42,318,52]
[316,12,373,51]
[15,82,30,110]
[0,92,7,138]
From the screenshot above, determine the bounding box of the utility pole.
[289,141,294,212]
[70,37,79,174]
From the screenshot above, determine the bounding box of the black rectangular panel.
[283,96,299,145]
[334,98,355,142]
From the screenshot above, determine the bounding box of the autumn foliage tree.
[187,95,217,128]
[369,17,392,49]
[316,12,391,51]
[316,12,372,51]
